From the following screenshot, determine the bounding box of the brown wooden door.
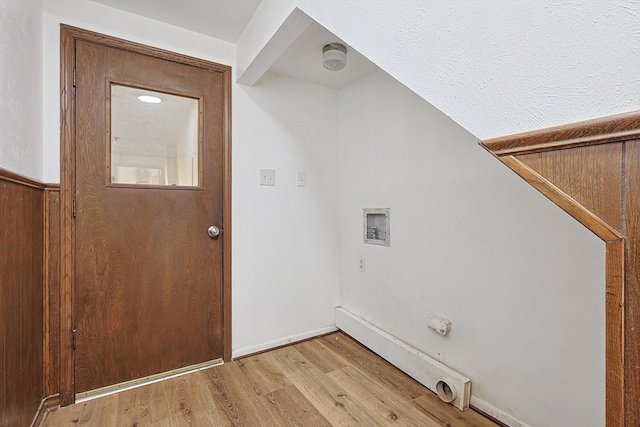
[73,39,226,394]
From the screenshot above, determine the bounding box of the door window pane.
[110,85,200,187]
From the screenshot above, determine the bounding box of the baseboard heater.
[335,307,471,411]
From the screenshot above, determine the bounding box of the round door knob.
[207,225,221,238]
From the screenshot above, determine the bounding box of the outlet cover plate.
[297,171,307,187]
[260,169,275,186]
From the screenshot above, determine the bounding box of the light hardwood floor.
[44,332,500,426]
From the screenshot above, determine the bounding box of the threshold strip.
[75,358,224,403]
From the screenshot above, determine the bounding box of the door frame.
[59,25,232,406]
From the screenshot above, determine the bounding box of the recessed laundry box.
[363,208,390,246]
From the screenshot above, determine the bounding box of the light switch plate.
[260,169,275,186]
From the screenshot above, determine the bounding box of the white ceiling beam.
[236,7,312,86]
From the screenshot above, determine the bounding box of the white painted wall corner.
[231,325,337,359]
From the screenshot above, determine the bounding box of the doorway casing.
[58,25,233,406]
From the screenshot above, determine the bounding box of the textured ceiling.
[283,0,640,139]
[87,0,640,140]
[87,0,261,43]
[86,0,377,90]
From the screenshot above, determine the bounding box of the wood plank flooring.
[43,332,499,426]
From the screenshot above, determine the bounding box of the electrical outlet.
[260,169,275,186]
[358,256,365,272]
[297,171,307,187]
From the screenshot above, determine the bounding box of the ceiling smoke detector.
[322,43,347,71]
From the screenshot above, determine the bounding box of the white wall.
[239,0,640,140]
[0,0,43,180]
[338,69,605,427]
[232,72,340,355]
[41,0,340,355]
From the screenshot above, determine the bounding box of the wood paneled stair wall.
[482,110,640,427]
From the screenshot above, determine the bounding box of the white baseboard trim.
[471,396,532,427]
[335,307,471,411]
[232,325,338,359]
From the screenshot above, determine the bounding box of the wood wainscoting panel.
[624,139,640,424]
[498,155,621,242]
[0,170,45,427]
[44,187,61,397]
[518,143,623,232]
[606,239,625,427]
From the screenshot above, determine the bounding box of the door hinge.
[72,329,77,350]
[73,68,76,87]
[72,198,76,218]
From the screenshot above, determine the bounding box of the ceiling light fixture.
[137,95,162,104]
[322,43,347,71]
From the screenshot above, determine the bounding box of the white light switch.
[260,169,275,186]
[297,171,307,187]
